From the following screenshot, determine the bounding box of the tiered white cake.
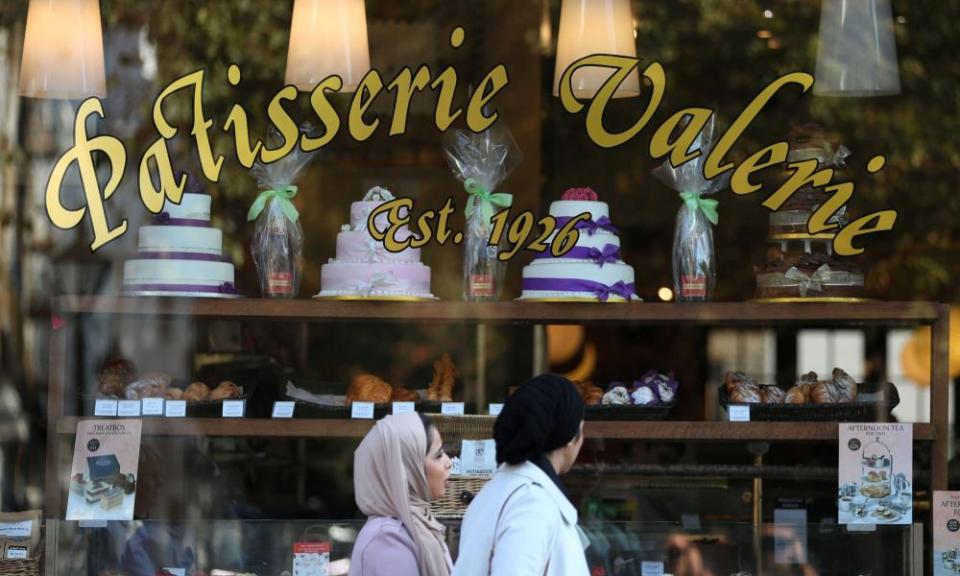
[316,187,434,299]
[123,192,237,297]
[520,188,638,302]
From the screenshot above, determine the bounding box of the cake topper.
[561,188,599,201]
[364,186,395,202]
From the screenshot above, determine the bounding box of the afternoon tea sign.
[838,423,912,526]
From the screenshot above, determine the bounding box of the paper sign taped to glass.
[838,423,912,525]
[66,419,142,521]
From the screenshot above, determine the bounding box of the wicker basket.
[0,557,40,576]
[428,415,497,519]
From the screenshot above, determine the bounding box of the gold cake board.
[312,295,437,302]
[752,297,872,303]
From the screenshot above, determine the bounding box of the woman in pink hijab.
[350,413,453,576]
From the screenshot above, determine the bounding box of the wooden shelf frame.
[54,296,944,326]
[55,417,938,442]
[45,297,951,517]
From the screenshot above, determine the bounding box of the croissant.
[785,386,807,404]
[730,386,762,403]
[347,373,392,405]
[165,388,184,400]
[428,354,457,402]
[183,382,210,402]
[831,368,858,402]
[391,386,419,402]
[761,386,786,404]
[724,371,757,394]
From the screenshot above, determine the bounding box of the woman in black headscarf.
[453,374,590,576]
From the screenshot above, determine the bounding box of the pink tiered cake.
[519,188,638,302]
[316,187,434,299]
[122,184,238,298]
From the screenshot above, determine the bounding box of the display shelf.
[54,296,944,325]
[54,417,937,441]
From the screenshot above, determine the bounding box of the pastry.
[347,373,392,405]
[785,386,807,404]
[125,372,171,399]
[761,386,786,404]
[602,386,630,405]
[101,487,124,510]
[165,388,184,400]
[725,371,761,403]
[98,358,136,397]
[730,386,762,404]
[724,371,757,394]
[428,354,457,402]
[183,382,210,402]
[210,380,240,401]
[831,368,858,402]
[572,380,604,406]
[630,385,657,406]
[636,371,679,404]
[391,386,419,402]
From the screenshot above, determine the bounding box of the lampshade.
[814,0,901,97]
[552,0,640,99]
[284,0,370,92]
[19,0,106,99]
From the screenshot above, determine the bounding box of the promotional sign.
[66,419,142,521]
[838,423,912,525]
[933,491,960,575]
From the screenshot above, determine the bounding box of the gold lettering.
[808,181,854,234]
[139,137,185,213]
[834,210,898,256]
[466,64,509,133]
[302,76,343,151]
[649,108,713,166]
[730,142,789,195]
[223,65,263,167]
[45,98,127,251]
[762,159,833,211]
[261,85,299,163]
[349,71,383,142]
[152,68,223,183]
[704,72,814,179]
[386,66,431,136]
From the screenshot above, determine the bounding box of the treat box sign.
[141,398,164,416]
[838,423,913,525]
[117,400,141,418]
[271,401,295,419]
[94,399,118,417]
[221,400,245,418]
[641,561,665,576]
[442,402,465,416]
[66,419,142,521]
[488,403,504,416]
[392,402,416,415]
[933,491,960,576]
[293,541,330,576]
[351,402,375,420]
[461,439,497,476]
[164,401,186,418]
[728,405,750,422]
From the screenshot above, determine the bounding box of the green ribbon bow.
[680,191,719,225]
[464,178,513,223]
[247,185,299,223]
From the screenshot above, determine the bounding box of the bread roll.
[165,388,184,400]
[210,380,240,401]
[347,374,392,405]
[183,382,210,402]
[391,386,419,402]
[761,386,786,404]
[785,386,807,404]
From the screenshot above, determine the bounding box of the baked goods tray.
[82,388,253,417]
[584,402,675,421]
[719,381,899,422]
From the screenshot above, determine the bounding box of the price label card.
[117,400,141,417]
[94,399,118,417]
[272,401,295,419]
[164,400,186,418]
[141,398,164,416]
[351,402,374,419]
[461,439,497,476]
[162,569,186,576]
[392,402,415,415]
[441,402,465,415]
[5,547,28,560]
[641,561,665,576]
[729,405,751,422]
[222,400,245,418]
[293,541,330,576]
[488,403,504,416]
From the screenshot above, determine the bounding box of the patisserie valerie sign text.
[44,27,894,257]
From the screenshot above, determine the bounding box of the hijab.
[493,374,584,495]
[354,413,452,576]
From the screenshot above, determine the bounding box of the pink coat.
[349,516,421,576]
